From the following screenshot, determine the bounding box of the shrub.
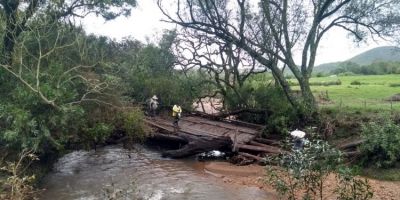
[350,80,362,85]
[266,140,342,199]
[336,167,373,200]
[360,117,400,168]
[120,107,150,143]
[315,72,325,77]
[289,80,341,86]
[0,150,39,200]
[337,72,356,76]
[253,86,297,135]
[266,139,373,200]
[86,123,112,148]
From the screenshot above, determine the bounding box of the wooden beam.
[236,144,285,154]
[149,132,187,143]
[338,139,365,150]
[238,152,264,162]
[342,150,361,157]
[254,138,280,146]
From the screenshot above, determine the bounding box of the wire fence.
[320,98,400,112]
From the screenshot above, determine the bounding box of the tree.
[158,0,400,121]
[0,0,136,66]
[0,0,137,108]
[174,29,267,111]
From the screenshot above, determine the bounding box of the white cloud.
[315,27,392,65]
[81,0,173,42]
[81,0,394,65]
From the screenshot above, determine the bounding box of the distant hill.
[314,46,400,74]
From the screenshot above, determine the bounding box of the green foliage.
[362,167,400,181]
[266,139,373,200]
[256,86,298,135]
[315,72,326,77]
[86,123,112,145]
[332,61,400,76]
[289,80,342,86]
[120,107,149,143]
[336,167,373,200]
[350,80,362,85]
[266,140,342,199]
[360,117,400,168]
[0,150,39,200]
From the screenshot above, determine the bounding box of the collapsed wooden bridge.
[144,115,285,160]
[144,114,362,162]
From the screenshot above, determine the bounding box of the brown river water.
[39,145,273,200]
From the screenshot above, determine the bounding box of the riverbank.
[203,161,400,200]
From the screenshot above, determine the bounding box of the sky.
[81,0,394,66]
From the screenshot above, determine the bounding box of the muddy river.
[40,145,274,200]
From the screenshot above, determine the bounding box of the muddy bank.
[204,162,400,200]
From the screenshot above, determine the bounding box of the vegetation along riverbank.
[1,0,400,199]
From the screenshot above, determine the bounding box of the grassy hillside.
[348,46,400,65]
[291,74,400,110]
[313,62,341,74]
[314,46,400,74]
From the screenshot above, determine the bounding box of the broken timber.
[144,115,362,163]
[144,116,264,158]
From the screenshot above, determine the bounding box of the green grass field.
[293,74,400,110]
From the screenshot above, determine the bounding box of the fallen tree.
[161,132,232,158]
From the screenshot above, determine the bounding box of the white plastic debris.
[290,129,306,138]
[210,150,223,157]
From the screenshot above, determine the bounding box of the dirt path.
[203,162,400,200]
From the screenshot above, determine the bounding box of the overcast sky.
[82,0,393,66]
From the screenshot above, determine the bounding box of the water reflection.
[40,145,272,200]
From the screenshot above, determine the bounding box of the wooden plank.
[188,111,265,130]
[154,118,225,138]
[146,116,258,144]
[199,117,260,134]
[144,119,174,132]
[338,139,365,149]
[223,119,265,130]
[254,138,280,146]
[249,141,273,148]
[149,133,187,143]
[342,150,361,157]
[183,117,259,135]
[238,152,264,162]
[236,144,285,154]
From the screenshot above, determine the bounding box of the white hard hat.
[152,95,158,100]
[290,129,306,138]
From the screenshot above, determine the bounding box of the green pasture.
[293,74,400,110]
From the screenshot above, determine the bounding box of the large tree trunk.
[271,66,318,123]
[298,77,319,123]
[161,132,232,158]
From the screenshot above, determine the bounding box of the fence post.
[391,99,393,115]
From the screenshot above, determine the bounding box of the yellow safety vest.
[172,105,182,116]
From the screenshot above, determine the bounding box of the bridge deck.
[145,115,262,145]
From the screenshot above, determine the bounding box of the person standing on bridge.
[172,104,182,128]
[149,95,159,117]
